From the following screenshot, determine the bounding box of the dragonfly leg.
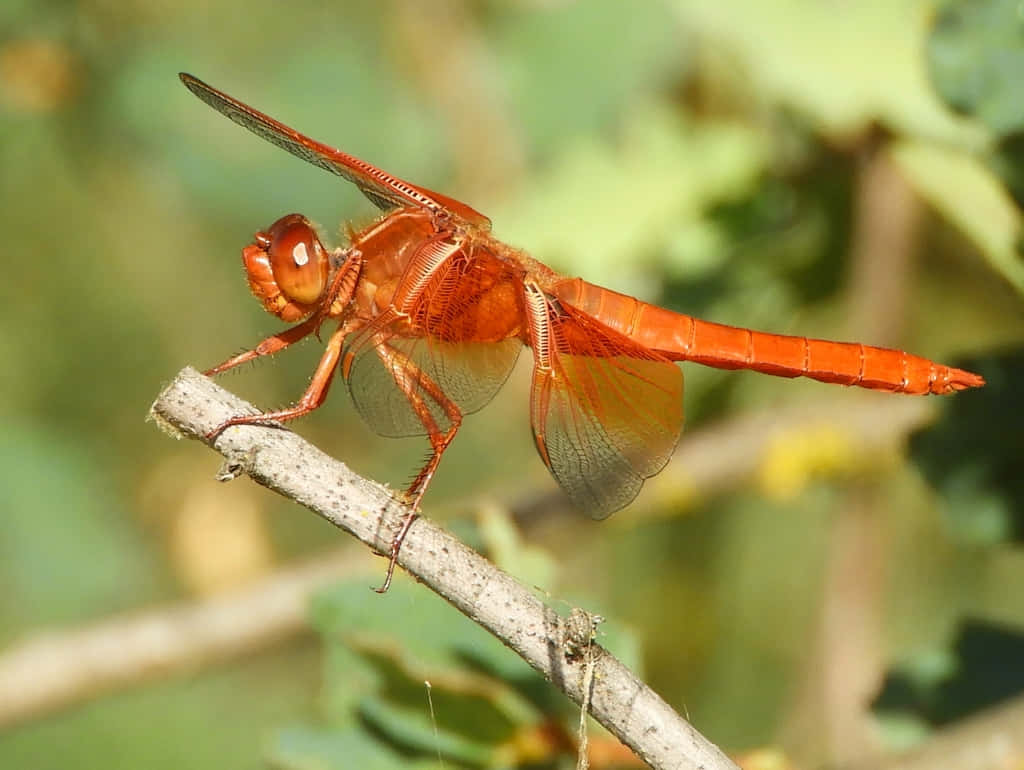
[372,341,463,593]
[206,325,347,441]
[205,314,322,376]
[206,247,362,376]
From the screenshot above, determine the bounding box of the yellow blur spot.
[170,485,275,595]
[0,39,77,113]
[139,454,276,595]
[627,471,700,522]
[757,424,858,500]
[734,747,794,770]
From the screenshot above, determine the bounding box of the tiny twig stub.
[561,608,604,770]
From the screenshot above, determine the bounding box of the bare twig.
[0,377,937,734]
[0,548,367,728]
[562,608,604,770]
[147,367,738,770]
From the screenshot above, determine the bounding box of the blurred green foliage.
[269,576,639,769]
[1,0,1022,768]
[910,350,1024,544]
[928,0,1024,137]
[875,619,1024,730]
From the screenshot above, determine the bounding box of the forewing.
[530,301,683,518]
[344,246,524,438]
[179,74,490,226]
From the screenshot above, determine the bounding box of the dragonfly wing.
[527,291,683,518]
[344,245,525,438]
[179,73,491,226]
[345,335,522,438]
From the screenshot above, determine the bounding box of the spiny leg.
[205,314,322,376]
[206,247,362,376]
[372,341,463,593]
[206,325,348,441]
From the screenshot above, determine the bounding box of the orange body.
[180,74,983,590]
[552,278,980,395]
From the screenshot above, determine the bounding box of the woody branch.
[147,366,738,770]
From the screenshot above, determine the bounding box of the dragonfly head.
[242,214,329,322]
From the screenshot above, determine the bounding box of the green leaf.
[928,0,1024,136]
[360,696,495,766]
[310,581,539,727]
[495,104,766,290]
[475,503,557,588]
[891,140,1024,295]
[674,0,983,144]
[311,581,535,684]
[304,579,644,766]
[271,725,442,770]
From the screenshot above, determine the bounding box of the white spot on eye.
[291,241,310,267]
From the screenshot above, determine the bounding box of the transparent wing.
[344,246,525,438]
[179,73,490,226]
[530,301,683,518]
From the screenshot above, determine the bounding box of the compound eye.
[266,214,328,305]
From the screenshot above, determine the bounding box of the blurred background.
[2,0,1023,768]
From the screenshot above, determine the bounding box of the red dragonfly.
[180,74,984,591]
